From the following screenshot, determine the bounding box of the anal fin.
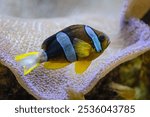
[44,61,70,69]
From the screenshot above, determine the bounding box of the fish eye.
[98,35,105,41]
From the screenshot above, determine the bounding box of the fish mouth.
[104,33,111,45]
[108,39,111,45]
[105,38,111,49]
[106,36,111,46]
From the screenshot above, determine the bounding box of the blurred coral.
[0,0,150,99]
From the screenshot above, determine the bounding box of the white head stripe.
[85,25,102,52]
[56,32,77,62]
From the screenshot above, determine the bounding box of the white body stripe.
[85,25,102,52]
[56,32,77,62]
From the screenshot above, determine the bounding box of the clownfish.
[15,25,110,75]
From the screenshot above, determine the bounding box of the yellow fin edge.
[24,63,40,75]
[15,52,39,61]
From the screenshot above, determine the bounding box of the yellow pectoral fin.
[73,38,92,58]
[75,61,91,74]
[15,52,39,61]
[24,63,40,75]
[44,61,70,69]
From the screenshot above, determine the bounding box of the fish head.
[98,33,110,51]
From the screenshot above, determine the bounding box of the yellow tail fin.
[15,52,40,75]
[15,52,39,61]
[23,63,40,75]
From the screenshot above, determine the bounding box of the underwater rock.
[0,0,150,99]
